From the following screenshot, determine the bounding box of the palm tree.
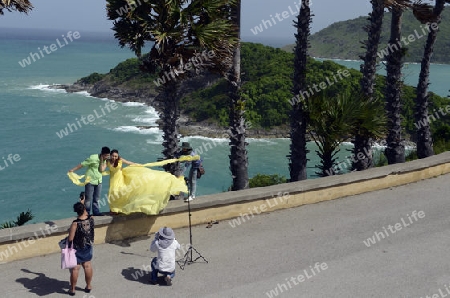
[306,92,360,177]
[106,0,237,176]
[0,0,33,14]
[384,6,406,164]
[354,0,385,171]
[289,0,311,181]
[227,0,249,191]
[305,91,386,177]
[354,0,412,170]
[413,0,446,158]
[0,209,34,229]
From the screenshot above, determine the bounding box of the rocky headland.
[48,81,290,139]
[49,81,415,148]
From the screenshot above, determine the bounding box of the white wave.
[112,126,161,135]
[372,142,387,149]
[131,116,159,124]
[247,138,278,144]
[181,136,228,142]
[145,106,159,114]
[181,135,289,144]
[74,91,93,97]
[146,135,165,145]
[121,101,146,107]
[342,141,354,146]
[29,84,66,93]
[29,84,49,90]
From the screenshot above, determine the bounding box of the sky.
[0,0,372,45]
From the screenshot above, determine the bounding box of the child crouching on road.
[150,227,180,286]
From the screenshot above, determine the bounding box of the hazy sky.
[0,0,372,42]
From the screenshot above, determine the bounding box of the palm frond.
[15,209,34,226]
[412,2,436,23]
[0,0,33,14]
[384,0,412,9]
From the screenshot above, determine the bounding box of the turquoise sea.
[1,29,449,224]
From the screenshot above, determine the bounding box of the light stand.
[177,176,208,270]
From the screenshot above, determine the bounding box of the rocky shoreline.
[48,82,290,139]
[48,83,416,147]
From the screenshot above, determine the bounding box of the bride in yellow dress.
[102,149,188,215]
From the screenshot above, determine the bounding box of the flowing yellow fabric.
[67,155,199,186]
[67,172,91,186]
[132,155,200,168]
[67,155,197,215]
[107,160,187,215]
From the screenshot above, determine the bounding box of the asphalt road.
[1,174,449,298]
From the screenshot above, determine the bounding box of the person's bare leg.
[82,261,93,290]
[70,265,81,292]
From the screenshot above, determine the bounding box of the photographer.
[149,227,180,286]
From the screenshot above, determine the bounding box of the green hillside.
[282,9,450,64]
[80,42,450,141]
[181,43,449,139]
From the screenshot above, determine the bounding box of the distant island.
[282,10,450,64]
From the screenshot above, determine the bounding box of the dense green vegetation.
[248,174,287,188]
[79,42,450,149]
[79,57,159,90]
[282,10,450,63]
[182,42,449,141]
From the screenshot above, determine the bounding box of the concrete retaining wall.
[1,151,449,263]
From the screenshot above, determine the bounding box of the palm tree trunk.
[228,0,248,191]
[289,0,311,182]
[353,0,384,171]
[159,81,182,177]
[415,0,445,159]
[360,0,384,100]
[316,145,339,177]
[384,7,405,164]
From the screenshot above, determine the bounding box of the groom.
[69,146,110,216]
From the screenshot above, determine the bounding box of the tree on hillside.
[227,0,249,191]
[384,6,406,164]
[0,0,32,14]
[414,0,447,158]
[354,0,412,170]
[289,0,312,181]
[354,0,385,171]
[106,0,236,176]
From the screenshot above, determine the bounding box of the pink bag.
[61,241,77,269]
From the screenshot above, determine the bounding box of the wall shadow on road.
[16,268,70,296]
[104,213,157,246]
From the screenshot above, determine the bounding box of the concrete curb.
[0,151,449,263]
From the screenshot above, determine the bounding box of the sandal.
[206,220,219,228]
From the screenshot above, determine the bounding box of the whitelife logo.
[250,1,312,35]
[18,31,81,68]
[363,210,425,247]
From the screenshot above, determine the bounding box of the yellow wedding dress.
[106,160,188,215]
[67,155,199,215]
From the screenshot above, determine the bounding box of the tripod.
[177,176,208,270]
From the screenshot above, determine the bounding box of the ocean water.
[1,29,448,224]
[327,59,450,97]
